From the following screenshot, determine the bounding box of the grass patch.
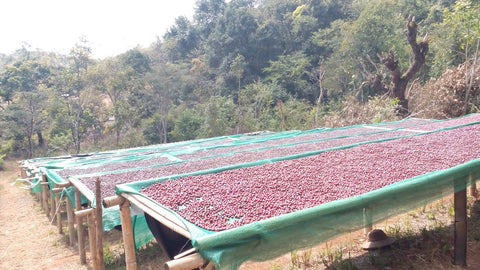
[104,240,167,270]
[285,196,480,270]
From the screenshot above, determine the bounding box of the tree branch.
[403,15,429,82]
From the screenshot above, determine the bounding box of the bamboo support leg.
[119,200,137,270]
[75,189,87,265]
[363,207,372,237]
[41,176,49,218]
[55,193,63,234]
[87,212,99,270]
[50,191,56,221]
[66,197,76,246]
[95,178,105,270]
[454,187,467,266]
[471,180,478,198]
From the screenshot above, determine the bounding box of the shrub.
[409,61,480,119]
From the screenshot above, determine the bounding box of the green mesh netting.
[20,115,480,260]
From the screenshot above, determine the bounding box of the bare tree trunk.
[376,15,429,115]
[464,41,480,114]
[37,131,44,148]
[314,62,326,127]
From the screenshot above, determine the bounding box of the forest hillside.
[0,0,479,159]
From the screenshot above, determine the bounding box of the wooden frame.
[68,176,105,269]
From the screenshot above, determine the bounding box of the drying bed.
[77,115,479,198]
[140,123,480,231]
[78,129,415,198]
[54,117,436,179]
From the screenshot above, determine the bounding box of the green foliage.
[444,0,480,53]
[264,52,313,100]
[199,96,236,137]
[143,113,170,144]
[168,109,202,142]
[0,154,6,170]
[48,133,73,153]
[0,0,472,157]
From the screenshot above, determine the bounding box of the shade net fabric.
[20,114,480,258]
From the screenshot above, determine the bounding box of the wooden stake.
[119,199,137,270]
[454,186,467,266]
[66,196,76,246]
[75,188,87,265]
[95,178,105,270]
[87,211,99,270]
[164,253,208,270]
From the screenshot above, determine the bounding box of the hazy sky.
[1,0,197,59]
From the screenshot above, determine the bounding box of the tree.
[205,0,258,94]
[168,108,202,142]
[56,38,96,154]
[194,0,227,38]
[200,96,236,137]
[263,52,314,101]
[442,0,480,113]
[95,49,150,146]
[230,54,246,92]
[0,59,51,157]
[374,15,429,114]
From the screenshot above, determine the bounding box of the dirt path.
[0,160,87,270]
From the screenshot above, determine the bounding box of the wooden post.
[470,176,478,198]
[363,207,373,237]
[41,175,49,218]
[87,211,99,270]
[52,187,63,234]
[454,186,467,266]
[50,189,56,220]
[119,199,137,270]
[95,178,105,270]
[66,196,76,246]
[20,166,27,178]
[75,188,87,265]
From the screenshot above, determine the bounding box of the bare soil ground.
[1,159,480,270]
[0,160,87,270]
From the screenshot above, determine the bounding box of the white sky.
[0,0,197,59]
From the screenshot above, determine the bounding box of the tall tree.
[59,38,95,154]
[374,16,429,114]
